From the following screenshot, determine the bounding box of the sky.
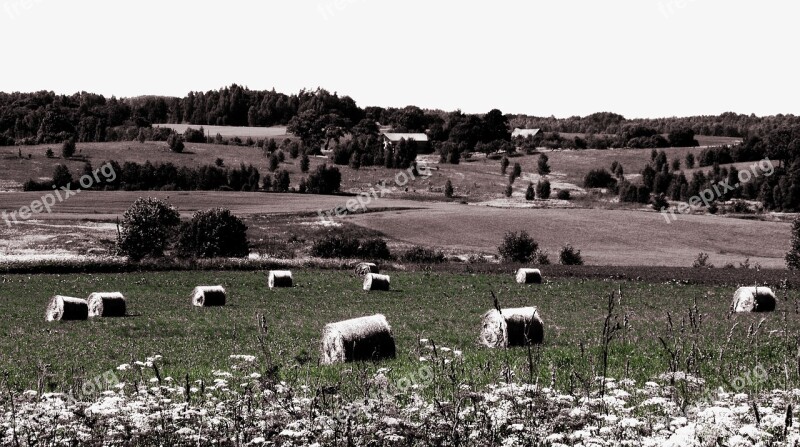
[0,0,797,118]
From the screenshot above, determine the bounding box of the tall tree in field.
[481,109,511,142]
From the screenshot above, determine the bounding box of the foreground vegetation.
[1,270,800,444]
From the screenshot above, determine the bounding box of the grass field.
[153,124,289,138]
[0,270,795,398]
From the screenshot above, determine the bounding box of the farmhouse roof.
[381,132,429,142]
[512,128,540,138]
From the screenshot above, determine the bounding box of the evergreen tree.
[300,153,310,173]
[787,216,800,269]
[525,182,535,200]
[444,180,454,198]
[537,154,551,176]
[61,138,76,158]
[500,156,510,175]
[269,153,280,172]
[536,179,551,199]
[685,152,696,169]
[513,162,522,178]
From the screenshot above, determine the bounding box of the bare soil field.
[342,204,790,268]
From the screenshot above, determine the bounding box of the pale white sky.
[1,0,797,118]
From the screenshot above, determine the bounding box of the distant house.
[512,128,540,139]
[381,132,430,151]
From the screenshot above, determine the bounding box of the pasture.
[153,124,289,138]
[0,270,796,398]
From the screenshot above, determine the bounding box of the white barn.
[511,128,540,139]
[381,132,430,151]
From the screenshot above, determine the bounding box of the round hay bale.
[191,286,227,307]
[320,314,396,364]
[46,296,89,322]
[516,268,543,284]
[480,307,544,348]
[355,262,380,278]
[87,292,127,318]
[732,286,777,313]
[268,271,293,289]
[363,273,391,291]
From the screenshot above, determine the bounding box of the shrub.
[535,250,551,265]
[272,170,291,192]
[583,169,616,188]
[498,231,538,263]
[559,245,584,265]
[401,246,446,264]
[167,133,184,153]
[444,180,454,198]
[536,179,551,199]
[652,194,669,211]
[537,154,551,176]
[305,164,341,194]
[310,234,360,258]
[45,148,54,158]
[692,252,714,269]
[116,198,181,261]
[61,138,76,158]
[300,154,310,173]
[52,164,73,188]
[184,127,206,143]
[500,156,509,174]
[512,163,522,178]
[177,208,249,258]
[504,184,513,197]
[269,153,280,172]
[288,142,300,159]
[556,190,571,200]
[359,238,392,260]
[525,183,536,201]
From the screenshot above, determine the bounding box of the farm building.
[512,128,540,139]
[381,132,430,152]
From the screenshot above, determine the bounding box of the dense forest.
[3,86,800,147]
[5,85,800,210]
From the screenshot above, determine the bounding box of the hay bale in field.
[516,268,543,284]
[191,286,227,307]
[320,314,396,364]
[480,307,544,348]
[363,273,391,291]
[355,262,380,278]
[87,292,127,317]
[46,296,89,322]
[732,286,777,313]
[268,270,293,289]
